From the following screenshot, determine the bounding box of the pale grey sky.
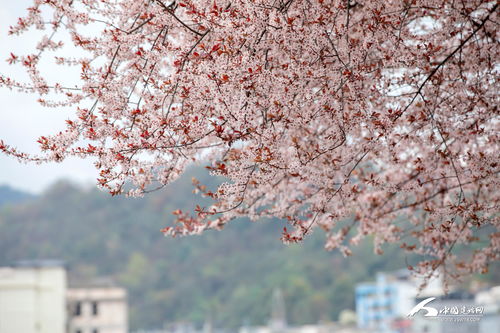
[0,1,96,193]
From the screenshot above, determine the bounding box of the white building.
[0,260,67,333]
[67,287,128,333]
[475,286,500,333]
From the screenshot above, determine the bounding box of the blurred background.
[1,168,499,333]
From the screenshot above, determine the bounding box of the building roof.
[11,259,66,268]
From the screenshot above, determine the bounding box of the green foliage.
[0,185,35,207]
[0,169,497,330]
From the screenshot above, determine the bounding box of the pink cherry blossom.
[1,0,498,283]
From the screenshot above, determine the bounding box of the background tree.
[1,0,498,283]
[0,173,427,329]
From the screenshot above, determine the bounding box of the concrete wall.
[67,287,128,333]
[0,266,66,333]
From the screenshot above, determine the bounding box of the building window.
[92,301,98,316]
[74,302,82,316]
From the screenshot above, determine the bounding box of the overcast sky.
[0,1,97,193]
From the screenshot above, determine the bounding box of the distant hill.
[0,168,497,330]
[0,185,35,206]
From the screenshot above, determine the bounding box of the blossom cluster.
[1,0,498,282]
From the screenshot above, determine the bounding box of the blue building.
[355,271,434,332]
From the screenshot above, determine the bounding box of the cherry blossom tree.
[1,0,499,283]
